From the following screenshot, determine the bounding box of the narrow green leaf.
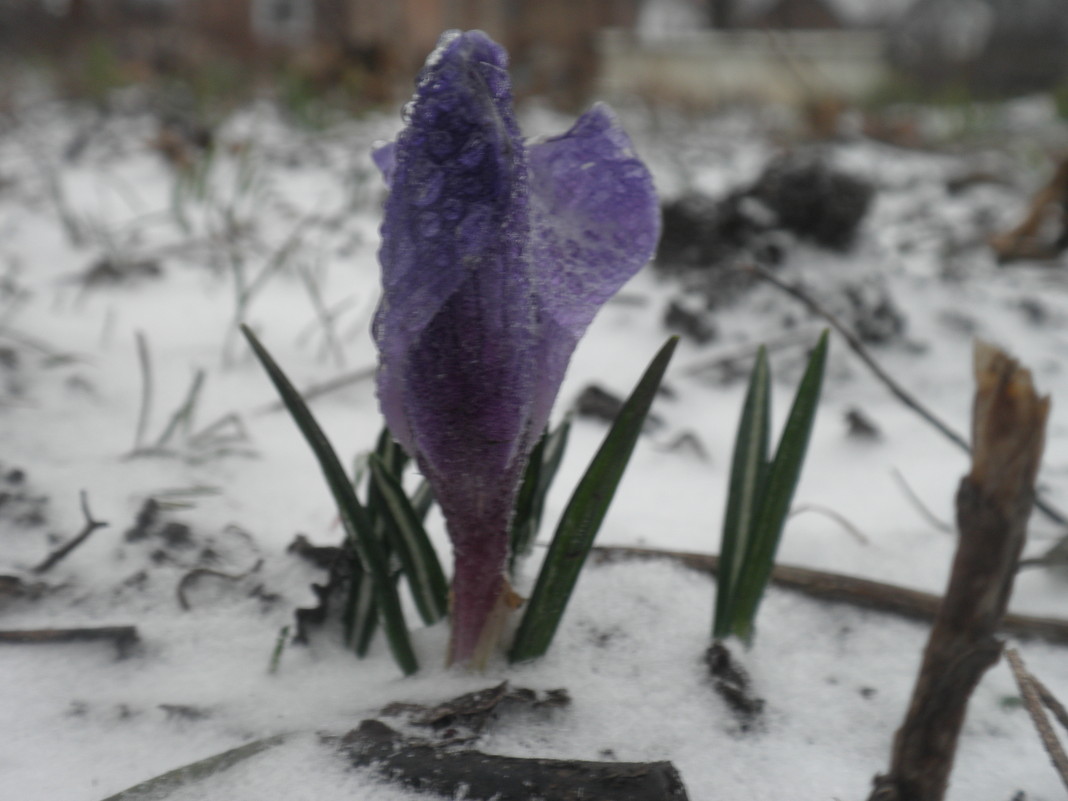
[241,325,418,675]
[732,330,829,643]
[509,337,679,663]
[353,580,379,657]
[509,430,547,571]
[369,455,448,625]
[713,347,771,640]
[99,734,289,801]
[410,479,434,522]
[532,416,572,538]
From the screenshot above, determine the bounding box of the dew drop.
[458,134,487,169]
[419,211,441,239]
[411,167,444,208]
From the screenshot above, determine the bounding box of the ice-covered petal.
[526,102,660,433]
[371,141,396,185]
[373,28,537,504]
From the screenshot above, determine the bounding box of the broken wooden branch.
[591,545,1068,646]
[868,341,1049,801]
[342,719,691,801]
[33,490,108,574]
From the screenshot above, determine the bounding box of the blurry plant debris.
[663,297,718,344]
[0,464,49,528]
[342,719,691,801]
[705,641,765,729]
[286,533,343,570]
[80,256,163,287]
[841,281,907,345]
[657,431,712,461]
[655,151,873,302]
[572,384,664,431]
[380,682,570,738]
[845,407,881,440]
[990,157,1068,263]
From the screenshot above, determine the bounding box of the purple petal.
[526,102,660,433]
[371,141,396,185]
[373,29,538,512]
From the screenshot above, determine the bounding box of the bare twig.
[680,332,813,378]
[254,364,376,414]
[1004,648,1068,792]
[177,559,263,611]
[591,545,1068,646]
[0,625,138,656]
[891,467,954,534]
[868,341,1049,801]
[751,263,1068,528]
[33,491,108,574]
[297,259,346,368]
[132,331,152,451]
[788,503,871,546]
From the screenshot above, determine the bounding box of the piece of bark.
[591,546,1068,646]
[868,341,1049,801]
[342,719,691,801]
[0,625,139,657]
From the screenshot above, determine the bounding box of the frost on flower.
[372,30,659,665]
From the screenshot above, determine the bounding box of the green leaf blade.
[509,336,679,664]
[369,456,448,625]
[731,330,829,643]
[713,347,771,640]
[240,325,418,675]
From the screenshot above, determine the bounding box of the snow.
[2,94,1068,800]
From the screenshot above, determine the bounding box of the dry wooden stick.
[868,341,1049,801]
[751,263,1068,529]
[1004,647,1068,792]
[0,625,139,656]
[591,546,1068,646]
[33,491,108,574]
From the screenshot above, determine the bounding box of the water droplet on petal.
[427,130,455,161]
[458,134,487,169]
[442,197,464,221]
[411,168,444,208]
[419,211,441,239]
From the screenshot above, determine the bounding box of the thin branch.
[254,364,376,414]
[788,503,871,546]
[891,467,954,534]
[33,491,108,574]
[590,545,1068,646]
[132,330,152,451]
[1004,648,1068,792]
[177,559,263,611]
[751,263,1068,528]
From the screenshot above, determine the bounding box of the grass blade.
[731,330,829,643]
[410,479,434,522]
[532,417,572,538]
[509,337,679,663]
[713,347,771,640]
[241,325,418,675]
[369,455,448,625]
[510,430,547,570]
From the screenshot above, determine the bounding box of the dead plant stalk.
[868,341,1049,801]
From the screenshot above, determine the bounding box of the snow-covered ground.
[3,93,1068,800]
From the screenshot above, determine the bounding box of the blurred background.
[2,0,1068,134]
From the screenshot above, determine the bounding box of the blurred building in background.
[1,0,1066,110]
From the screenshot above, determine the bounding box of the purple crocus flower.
[372,30,659,666]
